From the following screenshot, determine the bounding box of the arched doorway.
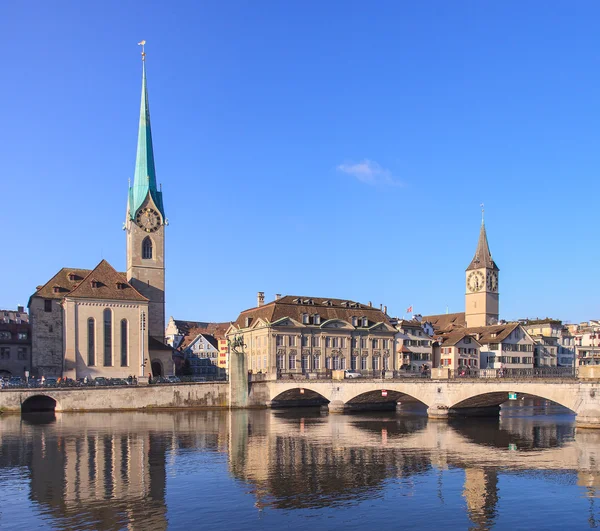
[151,360,163,378]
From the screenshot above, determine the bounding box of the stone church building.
[28,55,173,380]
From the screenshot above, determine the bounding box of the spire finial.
[480,203,485,225]
[138,40,146,61]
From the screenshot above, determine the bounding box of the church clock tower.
[465,212,499,328]
[125,46,166,341]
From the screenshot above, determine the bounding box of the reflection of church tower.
[463,468,499,530]
[125,46,167,342]
[465,213,499,328]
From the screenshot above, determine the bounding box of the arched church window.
[104,308,112,366]
[88,318,95,366]
[142,237,153,259]
[121,319,128,367]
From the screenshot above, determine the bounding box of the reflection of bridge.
[248,378,600,428]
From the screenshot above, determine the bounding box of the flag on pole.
[406,306,413,313]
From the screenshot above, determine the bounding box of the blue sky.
[1,1,599,324]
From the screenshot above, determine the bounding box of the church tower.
[465,213,499,328]
[126,45,166,341]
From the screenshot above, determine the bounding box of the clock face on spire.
[467,271,485,292]
[136,208,161,232]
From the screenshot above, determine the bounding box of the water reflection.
[1,402,600,530]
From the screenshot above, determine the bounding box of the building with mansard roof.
[227,293,396,377]
[28,52,173,380]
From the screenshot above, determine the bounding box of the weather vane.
[138,40,146,61]
[480,203,485,224]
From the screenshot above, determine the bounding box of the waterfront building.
[0,306,31,378]
[227,293,396,377]
[469,323,535,370]
[165,319,230,376]
[28,51,173,379]
[570,321,600,366]
[394,319,433,372]
[520,319,574,367]
[434,330,482,371]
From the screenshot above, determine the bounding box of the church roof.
[32,268,94,300]
[128,59,165,220]
[31,260,147,303]
[466,222,498,271]
[66,260,148,301]
[233,295,392,329]
[422,312,466,332]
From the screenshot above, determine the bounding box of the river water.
[0,400,599,530]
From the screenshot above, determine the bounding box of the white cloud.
[336,159,401,186]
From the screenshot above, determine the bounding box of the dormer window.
[52,286,61,294]
[116,282,126,290]
[91,280,100,289]
[490,333,497,338]
[314,314,320,325]
[464,337,471,344]
[302,313,309,324]
[293,298,301,304]
[361,317,368,327]
[322,300,332,306]
[352,316,358,327]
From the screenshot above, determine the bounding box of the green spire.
[128,53,165,220]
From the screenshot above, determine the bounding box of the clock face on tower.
[467,271,485,292]
[136,208,161,233]
[487,271,498,292]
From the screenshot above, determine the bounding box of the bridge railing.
[449,367,577,379]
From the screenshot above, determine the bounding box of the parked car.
[43,378,58,387]
[94,377,109,386]
[8,377,24,388]
[110,378,128,386]
[166,376,181,383]
[344,370,362,379]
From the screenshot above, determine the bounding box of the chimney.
[275,294,281,300]
[379,303,382,310]
[368,301,372,307]
[257,292,265,307]
[384,305,387,315]
[17,305,24,314]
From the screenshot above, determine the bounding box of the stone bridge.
[0,382,229,413]
[247,377,600,428]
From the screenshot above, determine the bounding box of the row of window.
[273,354,391,371]
[88,310,129,367]
[275,335,391,349]
[0,331,28,340]
[403,339,430,347]
[486,356,534,364]
[502,343,533,352]
[0,347,27,360]
[441,359,479,367]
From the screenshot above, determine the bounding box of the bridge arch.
[345,389,428,412]
[21,395,57,413]
[448,386,578,414]
[271,387,329,408]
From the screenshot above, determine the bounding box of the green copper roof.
[128,61,165,220]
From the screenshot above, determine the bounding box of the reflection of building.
[0,305,31,377]
[227,293,396,376]
[28,52,173,379]
[463,468,499,531]
[0,414,171,531]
